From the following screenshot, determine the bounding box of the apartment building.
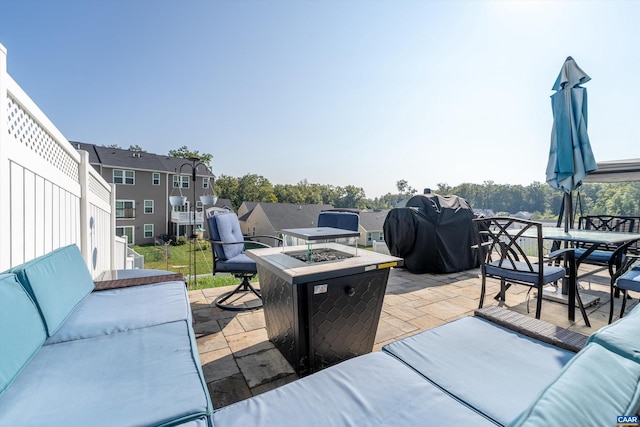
[74,142,230,245]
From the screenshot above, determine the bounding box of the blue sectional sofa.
[3,244,640,426]
[0,245,212,427]
[213,309,640,426]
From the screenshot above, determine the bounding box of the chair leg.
[574,283,591,327]
[479,274,486,309]
[214,275,263,312]
[619,289,629,321]
[535,286,542,319]
[494,280,511,302]
[609,285,617,324]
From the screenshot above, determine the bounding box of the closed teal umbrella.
[545,56,597,230]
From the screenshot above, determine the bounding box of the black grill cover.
[383,194,477,273]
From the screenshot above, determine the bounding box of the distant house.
[240,202,334,244]
[237,201,258,219]
[474,209,496,218]
[74,142,231,245]
[358,210,389,247]
[513,211,534,220]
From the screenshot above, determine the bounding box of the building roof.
[254,203,334,232]
[358,210,389,232]
[73,142,214,177]
[582,158,640,183]
[212,198,234,211]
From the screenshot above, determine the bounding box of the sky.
[1,0,639,199]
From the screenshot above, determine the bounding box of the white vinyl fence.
[0,43,116,277]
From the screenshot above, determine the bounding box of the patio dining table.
[521,227,640,326]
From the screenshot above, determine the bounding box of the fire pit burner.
[287,248,354,264]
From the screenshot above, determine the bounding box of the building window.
[203,177,210,188]
[115,226,134,245]
[144,200,154,214]
[173,204,188,213]
[173,176,189,189]
[144,224,154,238]
[115,200,135,218]
[113,169,135,185]
[152,173,160,185]
[196,201,203,212]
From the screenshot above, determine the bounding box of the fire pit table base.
[259,266,390,376]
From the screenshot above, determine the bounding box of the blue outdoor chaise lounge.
[2,244,640,426]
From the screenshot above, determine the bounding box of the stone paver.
[236,348,296,388]
[192,266,624,409]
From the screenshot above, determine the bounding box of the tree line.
[105,145,639,217]
[434,181,640,218]
[214,175,640,218]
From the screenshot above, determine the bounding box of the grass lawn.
[131,242,375,291]
[130,242,255,290]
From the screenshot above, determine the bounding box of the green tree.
[168,146,213,167]
[215,175,240,209]
[396,179,417,196]
[274,184,305,204]
[128,144,146,152]
[336,185,367,209]
[237,174,277,205]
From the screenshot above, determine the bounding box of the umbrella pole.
[564,193,573,232]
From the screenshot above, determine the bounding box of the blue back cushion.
[9,245,95,336]
[208,212,244,261]
[508,343,640,427]
[318,211,359,232]
[0,273,46,394]
[587,303,640,360]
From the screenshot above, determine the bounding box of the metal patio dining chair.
[473,217,568,319]
[608,238,640,323]
[206,210,281,311]
[576,215,640,269]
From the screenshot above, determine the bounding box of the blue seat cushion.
[8,245,95,336]
[383,317,574,426]
[0,273,46,395]
[508,343,640,427]
[215,253,257,274]
[574,248,613,265]
[212,352,496,427]
[209,212,245,261]
[47,281,191,344]
[616,265,640,292]
[485,260,565,285]
[0,321,212,427]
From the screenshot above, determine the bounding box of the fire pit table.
[246,227,402,375]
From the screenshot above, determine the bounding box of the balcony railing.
[171,210,205,225]
[116,208,136,219]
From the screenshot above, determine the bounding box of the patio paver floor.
[189,266,636,409]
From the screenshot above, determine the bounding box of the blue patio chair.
[473,217,573,320]
[206,211,281,311]
[576,215,640,273]
[608,238,640,323]
[318,210,359,232]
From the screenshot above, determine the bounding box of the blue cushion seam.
[381,349,502,426]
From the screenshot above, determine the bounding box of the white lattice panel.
[89,173,111,205]
[7,95,79,182]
